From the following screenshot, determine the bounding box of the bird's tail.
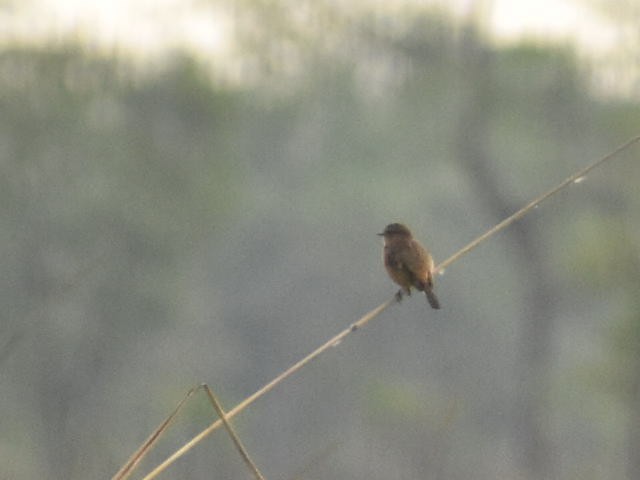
[425,288,441,310]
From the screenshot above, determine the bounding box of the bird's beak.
[377,232,385,236]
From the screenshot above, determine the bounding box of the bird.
[378,223,441,309]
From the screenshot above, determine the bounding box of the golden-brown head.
[377,223,413,242]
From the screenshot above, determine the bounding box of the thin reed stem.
[434,135,640,274]
[203,385,267,480]
[116,135,640,480]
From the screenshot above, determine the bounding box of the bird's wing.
[396,241,425,270]
[397,240,432,286]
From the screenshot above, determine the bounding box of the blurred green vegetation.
[1,7,639,480]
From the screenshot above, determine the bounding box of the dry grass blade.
[138,299,393,480]
[202,384,267,480]
[434,135,640,274]
[116,135,640,480]
[112,386,201,480]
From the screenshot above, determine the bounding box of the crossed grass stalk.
[112,135,640,480]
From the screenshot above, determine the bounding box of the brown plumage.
[378,223,441,309]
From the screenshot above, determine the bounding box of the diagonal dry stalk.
[202,384,267,480]
[113,135,640,480]
[127,301,393,480]
[112,386,202,480]
[113,384,269,480]
[434,135,640,274]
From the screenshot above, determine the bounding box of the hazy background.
[2,1,640,479]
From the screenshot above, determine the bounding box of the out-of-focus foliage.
[1,7,639,480]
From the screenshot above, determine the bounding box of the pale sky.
[0,0,633,94]
[0,0,620,53]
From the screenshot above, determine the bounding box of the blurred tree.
[0,46,241,478]
[451,29,559,479]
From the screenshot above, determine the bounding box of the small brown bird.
[378,223,441,309]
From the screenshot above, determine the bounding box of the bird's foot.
[395,289,404,303]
